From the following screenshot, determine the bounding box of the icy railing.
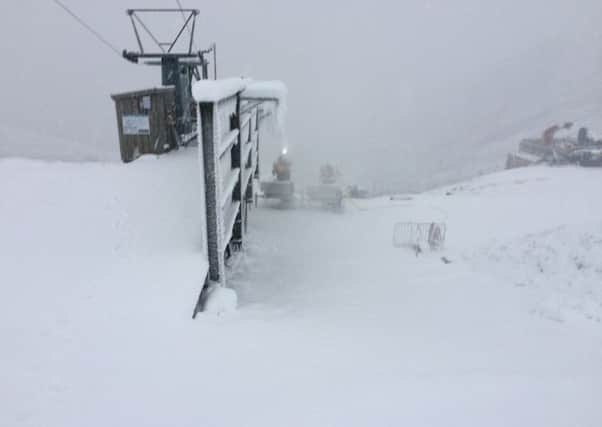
[192,78,285,297]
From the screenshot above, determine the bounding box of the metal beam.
[129,14,144,54]
[168,11,194,53]
[127,9,199,13]
[188,14,197,54]
[132,12,165,53]
[199,103,224,283]
[124,51,200,59]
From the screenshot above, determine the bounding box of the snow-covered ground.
[0,123,116,162]
[1,151,601,426]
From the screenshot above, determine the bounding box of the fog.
[2,0,601,191]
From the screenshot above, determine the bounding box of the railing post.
[255,108,261,180]
[199,101,225,284]
[232,93,244,246]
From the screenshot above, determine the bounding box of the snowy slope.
[0,123,117,162]
[475,224,602,323]
[0,151,211,425]
[413,99,602,192]
[1,152,601,426]
[435,167,602,324]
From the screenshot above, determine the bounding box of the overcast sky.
[2,0,602,190]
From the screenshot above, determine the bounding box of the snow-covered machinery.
[506,124,602,169]
[260,150,295,202]
[305,164,344,211]
[567,146,602,166]
[347,185,370,199]
[393,222,447,253]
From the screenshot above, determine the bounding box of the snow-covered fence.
[393,222,447,251]
[193,78,286,302]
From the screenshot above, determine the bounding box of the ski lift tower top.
[122,8,215,136]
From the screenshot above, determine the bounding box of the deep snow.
[1,150,601,426]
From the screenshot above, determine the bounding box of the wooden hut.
[110,87,178,162]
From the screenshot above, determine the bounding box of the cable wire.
[51,0,121,56]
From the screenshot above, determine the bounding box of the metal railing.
[393,222,447,250]
[195,91,273,300]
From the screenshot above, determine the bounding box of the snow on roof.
[192,78,247,103]
[241,80,287,103]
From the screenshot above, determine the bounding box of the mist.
[1,0,601,191]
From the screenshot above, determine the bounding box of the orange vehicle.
[542,122,573,145]
[272,154,291,181]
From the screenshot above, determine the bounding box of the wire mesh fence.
[393,222,447,250]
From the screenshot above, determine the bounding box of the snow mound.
[202,285,238,315]
[476,223,602,323]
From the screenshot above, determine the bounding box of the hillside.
[1,151,601,426]
[0,123,118,163]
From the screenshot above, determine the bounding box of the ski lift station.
[108,8,287,314]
